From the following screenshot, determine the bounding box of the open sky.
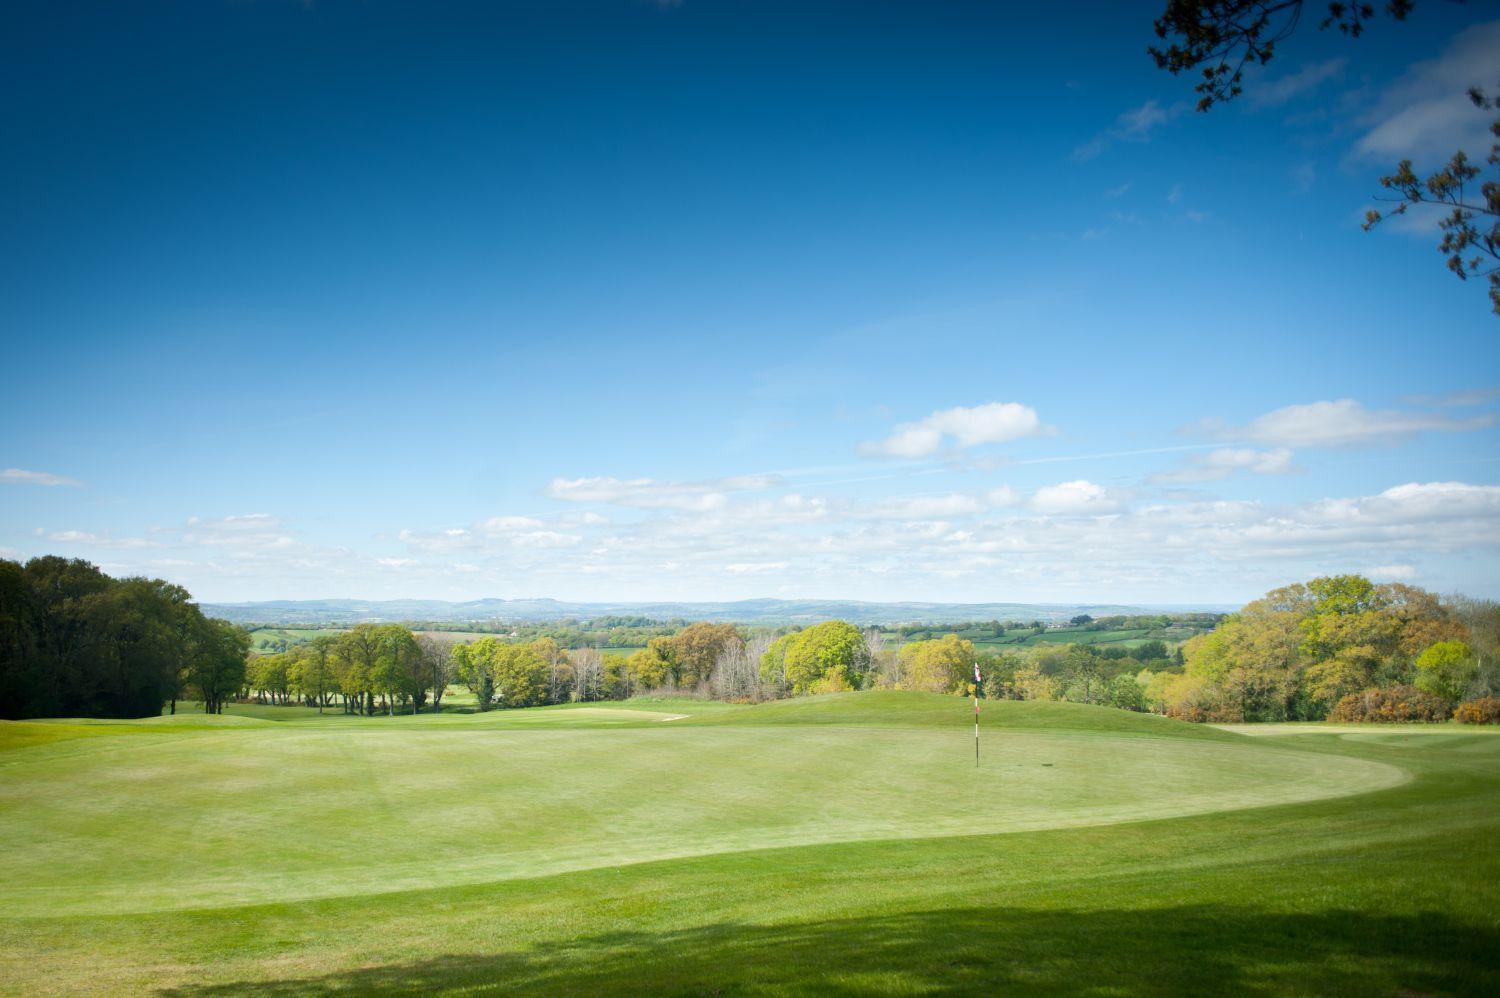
[2,0,1498,605]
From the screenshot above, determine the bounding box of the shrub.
[1329,685,1450,723]
[1453,696,1500,725]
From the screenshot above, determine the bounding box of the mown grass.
[0,692,1494,994]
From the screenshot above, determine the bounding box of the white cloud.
[1355,20,1500,161]
[1073,99,1182,161]
[544,474,780,511]
[871,493,986,520]
[1246,58,1347,109]
[725,561,789,574]
[510,530,582,549]
[45,529,153,550]
[861,402,1050,459]
[1151,447,1297,484]
[1234,399,1493,448]
[1030,480,1122,515]
[2,468,81,487]
[481,515,545,532]
[1368,563,1417,580]
[986,485,1020,508]
[1104,182,1132,198]
[1401,386,1500,408]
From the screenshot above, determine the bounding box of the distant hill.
[202,597,1237,627]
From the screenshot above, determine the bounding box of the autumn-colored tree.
[899,635,976,693]
[668,622,743,689]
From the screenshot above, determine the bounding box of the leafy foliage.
[1329,685,1451,723]
[1364,87,1500,315]
[0,557,246,719]
[1150,0,1412,111]
[1453,696,1500,724]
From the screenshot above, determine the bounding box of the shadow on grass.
[163,904,1497,995]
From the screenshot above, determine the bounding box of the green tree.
[781,621,870,695]
[1414,640,1477,707]
[1107,673,1148,712]
[488,643,549,708]
[335,624,384,715]
[372,625,422,715]
[295,636,336,713]
[188,619,250,715]
[452,642,494,710]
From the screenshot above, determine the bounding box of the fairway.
[0,692,1496,994]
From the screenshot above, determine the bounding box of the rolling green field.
[1,692,1496,994]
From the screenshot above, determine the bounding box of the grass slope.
[0,692,1495,994]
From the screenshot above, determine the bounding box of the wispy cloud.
[1150,447,1298,484]
[1072,99,1183,161]
[1207,399,1494,448]
[1401,386,1500,408]
[544,474,781,511]
[2,468,81,487]
[1245,58,1347,109]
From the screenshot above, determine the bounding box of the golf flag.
[973,661,981,767]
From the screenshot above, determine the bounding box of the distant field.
[912,625,1190,651]
[0,691,1495,993]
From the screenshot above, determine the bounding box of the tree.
[488,643,549,708]
[571,647,605,702]
[1148,3,1500,315]
[296,636,336,713]
[757,633,795,693]
[1150,0,1412,112]
[0,558,228,720]
[1414,640,1477,707]
[1107,673,1148,712]
[1364,88,1500,315]
[780,621,871,695]
[1070,614,1093,627]
[899,635,976,693]
[188,619,250,715]
[335,625,384,715]
[416,634,454,713]
[626,643,673,691]
[452,642,494,710]
[372,625,422,714]
[531,636,572,705]
[669,622,742,689]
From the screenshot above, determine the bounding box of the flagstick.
[974,662,981,768]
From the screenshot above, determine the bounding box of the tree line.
[5,559,1496,725]
[0,557,249,719]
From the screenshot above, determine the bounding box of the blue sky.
[2,0,1497,604]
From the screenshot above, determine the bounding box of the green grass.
[0,691,1495,994]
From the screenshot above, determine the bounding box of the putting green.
[0,703,1404,917]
